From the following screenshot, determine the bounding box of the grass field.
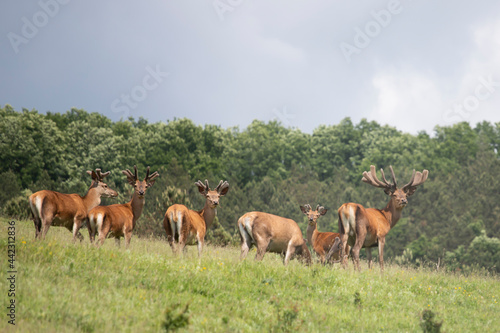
[1,218,499,332]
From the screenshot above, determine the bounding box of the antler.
[215,180,229,194]
[95,168,110,181]
[144,166,160,183]
[402,169,429,193]
[122,168,136,181]
[195,179,209,195]
[122,165,139,186]
[315,205,325,213]
[86,168,111,186]
[362,165,396,191]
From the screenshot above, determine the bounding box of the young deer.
[163,180,229,257]
[300,204,345,264]
[238,211,312,266]
[88,166,159,248]
[338,165,428,271]
[29,169,118,242]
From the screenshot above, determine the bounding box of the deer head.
[195,179,229,208]
[300,204,328,226]
[86,168,118,198]
[122,165,159,198]
[361,165,429,209]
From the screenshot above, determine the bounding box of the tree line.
[1,105,499,272]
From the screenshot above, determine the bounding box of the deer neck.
[198,199,217,228]
[382,198,404,229]
[129,192,146,225]
[306,223,318,245]
[82,187,102,212]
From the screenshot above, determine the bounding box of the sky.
[1,0,500,134]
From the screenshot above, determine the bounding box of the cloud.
[370,68,443,134]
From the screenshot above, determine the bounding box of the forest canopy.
[1,105,499,272]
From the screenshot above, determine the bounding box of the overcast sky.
[1,1,500,134]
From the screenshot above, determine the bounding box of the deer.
[300,204,346,264]
[163,180,229,257]
[29,169,118,242]
[88,165,159,248]
[337,165,428,271]
[238,211,312,266]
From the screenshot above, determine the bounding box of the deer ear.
[146,178,157,188]
[122,170,136,186]
[300,205,308,214]
[320,208,328,216]
[195,180,208,195]
[405,187,417,196]
[218,181,229,196]
[384,188,393,195]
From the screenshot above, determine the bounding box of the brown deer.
[238,212,312,265]
[300,204,346,264]
[163,180,229,257]
[88,166,159,248]
[29,169,118,242]
[338,165,428,271]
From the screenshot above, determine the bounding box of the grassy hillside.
[1,218,498,332]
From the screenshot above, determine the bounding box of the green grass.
[1,218,499,332]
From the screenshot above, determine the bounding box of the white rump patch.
[96,213,104,232]
[176,211,182,237]
[244,217,255,242]
[35,196,43,219]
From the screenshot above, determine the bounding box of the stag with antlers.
[333,165,428,271]
[163,179,229,257]
[88,166,159,248]
[29,169,118,242]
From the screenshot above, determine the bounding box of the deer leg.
[166,233,175,254]
[33,215,42,239]
[283,242,297,266]
[378,237,386,272]
[88,218,96,244]
[255,237,270,261]
[115,237,121,248]
[340,233,349,268]
[196,232,205,258]
[239,228,253,260]
[164,215,176,254]
[320,253,326,265]
[97,224,110,248]
[351,238,364,271]
[177,231,186,257]
[345,244,351,261]
[40,213,54,241]
[125,232,132,249]
[366,248,373,269]
[72,218,83,243]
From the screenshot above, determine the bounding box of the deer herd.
[29,164,428,271]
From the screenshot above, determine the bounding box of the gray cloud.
[1,0,500,134]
